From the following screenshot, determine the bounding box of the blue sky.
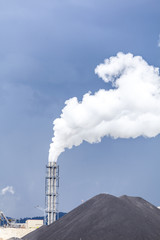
[0,0,160,218]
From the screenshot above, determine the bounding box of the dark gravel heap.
[23,194,160,240]
[8,238,22,240]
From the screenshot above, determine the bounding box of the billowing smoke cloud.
[1,186,15,195]
[49,52,160,162]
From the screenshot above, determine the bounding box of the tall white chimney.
[45,162,59,225]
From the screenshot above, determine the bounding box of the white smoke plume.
[1,186,15,195]
[49,52,160,162]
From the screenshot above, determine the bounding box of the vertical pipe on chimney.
[53,164,57,222]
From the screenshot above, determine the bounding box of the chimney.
[45,162,59,225]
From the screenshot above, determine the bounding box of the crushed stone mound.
[8,238,22,240]
[23,194,160,240]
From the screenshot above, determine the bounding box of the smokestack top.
[47,162,56,167]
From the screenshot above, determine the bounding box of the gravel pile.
[23,194,160,240]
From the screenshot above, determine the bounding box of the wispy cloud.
[158,34,160,47]
[1,186,15,195]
